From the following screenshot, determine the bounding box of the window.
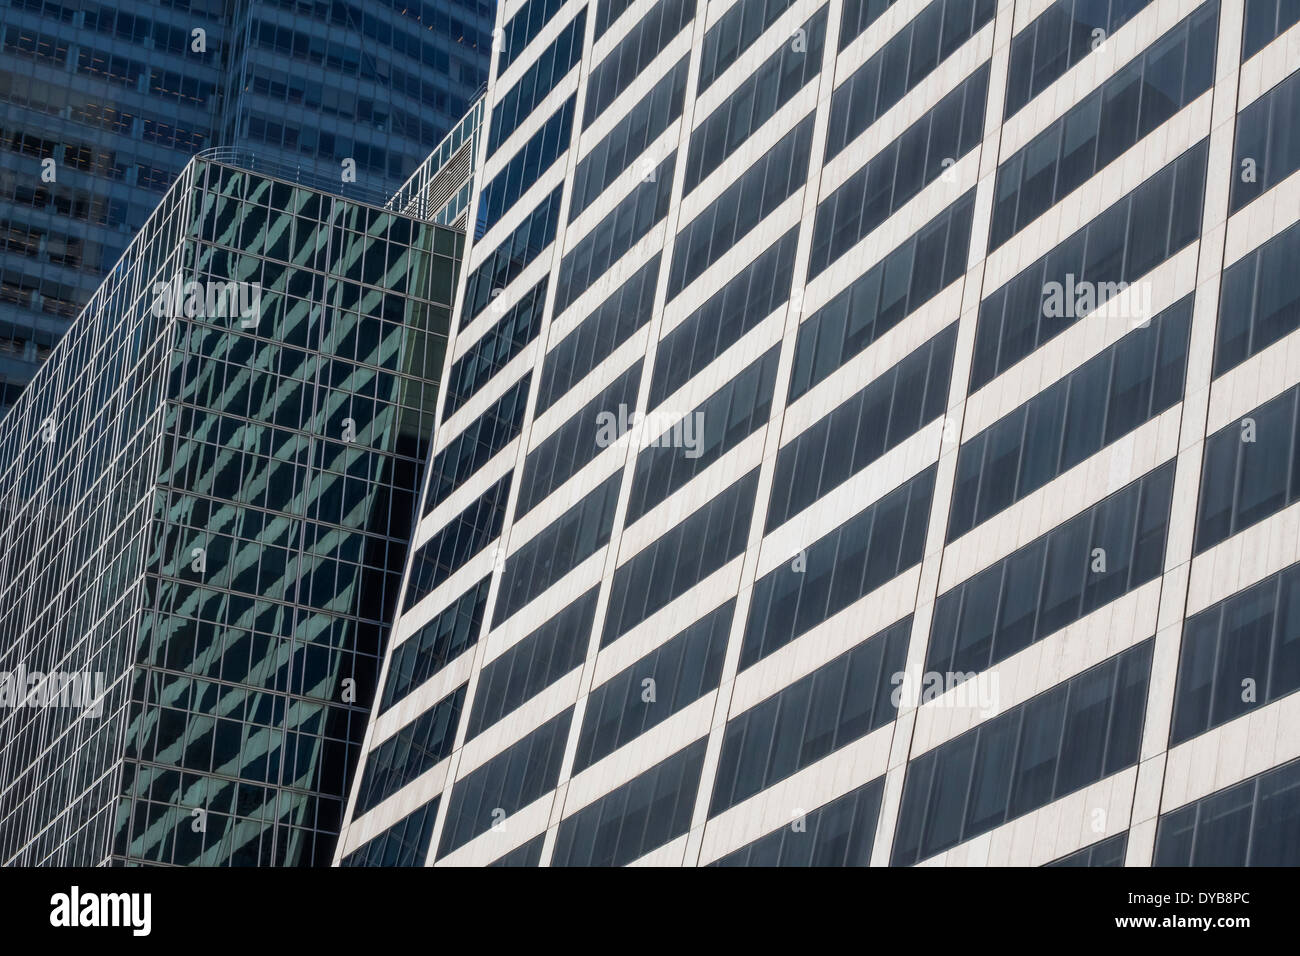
[1154,756,1300,865]
[791,191,973,401]
[478,96,575,237]
[1215,220,1300,377]
[970,139,1207,392]
[574,600,732,771]
[404,472,512,612]
[518,361,642,517]
[992,3,1217,249]
[339,798,439,866]
[595,0,639,37]
[667,115,814,300]
[353,685,466,815]
[1005,0,1160,119]
[928,462,1173,678]
[488,9,586,155]
[712,618,909,814]
[742,466,935,668]
[770,324,956,530]
[442,277,547,419]
[825,0,995,159]
[1194,383,1300,554]
[949,296,1190,540]
[1171,559,1300,746]
[497,0,568,73]
[426,375,530,510]
[603,470,759,646]
[650,227,797,407]
[461,187,563,324]
[893,639,1153,865]
[1231,67,1300,213]
[810,64,987,277]
[1045,832,1128,866]
[683,6,827,194]
[438,707,574,856]
[840,0,908,48]
[570,57,688,220]
[628,347,780,522]
[379,576,490,713]
[536,256,660,413]
[711,776,884,865]
[584,0,696,128]
[554,153,676,315]
[552,738,706,866]
[1242,0,1300,61]
[494,471,622,625]
[699,0,801,91]
[488,834,545,866]
[466,588,599,737]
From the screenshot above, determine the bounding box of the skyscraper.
[0,152,460,866]
[0,0,493,415]
[335,0,1300,866]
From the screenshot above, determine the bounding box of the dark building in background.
[0,154,460,865]
[0,0,492,415]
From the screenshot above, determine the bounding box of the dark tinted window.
[1154,756,1300,865]
[466,588,599,738]
[825,0,995,158]
[554,153,676,315]
[442,277,547,419]
[893,640,1153,865]
[438,706,574,856]
[575,600,733,772]
[603,470,760,646]
[585,0,696,128]
[1171,560,1300,746]
[950,297,1190,540]
[628,347,780,523]
[354,684,466,815]
[495,471,622,625]
[536,255,659,413]
[667,115,814,300]
[811,64,987,277]
[711,776,884,866]
[570,58,689,220]
[971,140,1206,392]
[404,472,512,612]
[684,6,827,194]
[488,10,586,155]
[651,227,797,407]
[742,466,934,668]
[379,576,490,713]
[339,798,440,866]
[699,0,801,90]
[992,3,1217,248]
[770,325,955,530]
[1005,0,1159,118]
[1194,384,1300,554]
[712,618,910,814]
[552,738,707,866]
[1214,219,1300,377]
[517,361,643,516]
[1044,831,1128,866]
[791,191,973,400]
[929,462,1174,678]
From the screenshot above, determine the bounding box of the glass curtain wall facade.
[0,156,459,865]
[335,0,1300,867]
[0,0,493,417]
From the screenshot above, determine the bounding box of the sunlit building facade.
[336,0,1300,866]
